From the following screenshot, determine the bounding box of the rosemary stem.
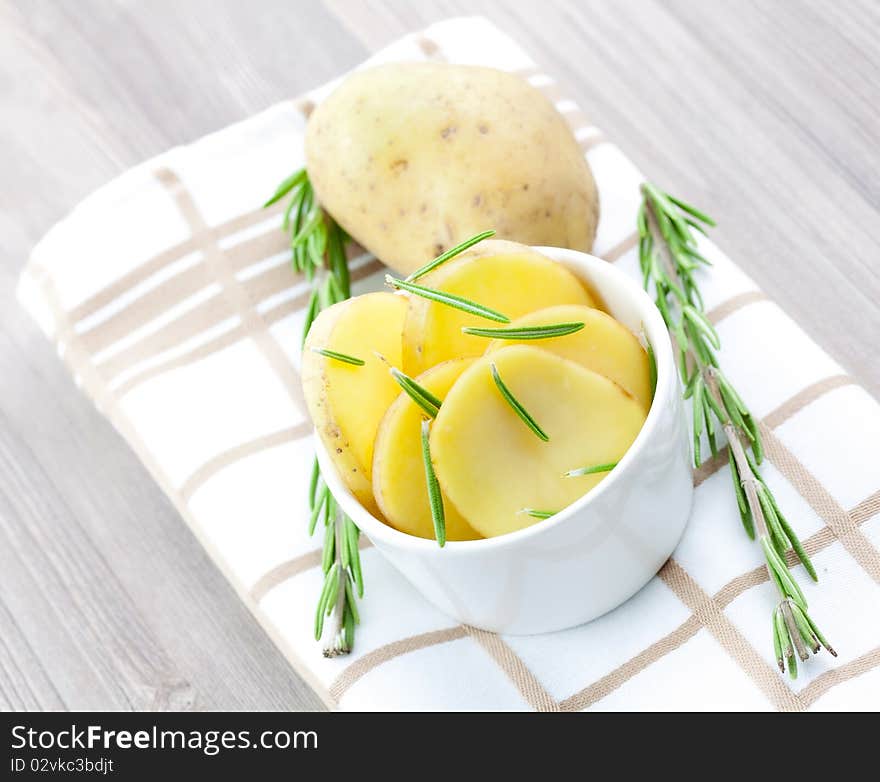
[780,598,810,662]
[725,416,779,569]
[725,424,763,534]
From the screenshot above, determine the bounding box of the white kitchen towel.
[18,17,880,711]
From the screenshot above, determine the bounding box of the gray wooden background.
[1,0,877,711]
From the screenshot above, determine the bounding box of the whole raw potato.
[304,63,599,276]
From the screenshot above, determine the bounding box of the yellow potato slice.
[373,359,482,541]
[402,240,596,374]
[484,304,652,410]
[430,345,647,538]
[302,292,407,513]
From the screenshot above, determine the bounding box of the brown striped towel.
[18,17,880,711]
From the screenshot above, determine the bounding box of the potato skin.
[305,63,599,276]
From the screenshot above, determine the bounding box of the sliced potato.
[483,304,652,410]
[402,240,596,374]
[302,292,407,513]
[430,345,647,538]
[373,359,482,541]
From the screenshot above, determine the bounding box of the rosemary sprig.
[405,230,496,281]
[310,347,365,366]
[564,461,618,478]
[462,322,585,340]
[266,167,361,656]
[386,276,511,323]
[639,182,835,677]
[421,419,446,547]
[490,362,549,442]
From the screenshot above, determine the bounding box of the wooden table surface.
[1,0,878,711]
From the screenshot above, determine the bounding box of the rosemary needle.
[405,230,496,281]
[386,275,511,323]
[462,322,585,340]
[389,367,442,418]
[518,508,556,520]
[421,419,446,547]
[490,363,549,441]
[373,352,443,417]
[564,462,619,478]
[314,562,340,641]
[667,193,716,227]
[646,340,658,399]
[263,167,308,208]
[308,457,321,509]
[345,517,364,598]
[310,347,365,366]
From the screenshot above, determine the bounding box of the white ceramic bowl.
[316,247,693,634]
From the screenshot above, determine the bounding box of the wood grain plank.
[0,0,364,711]
[0,597,66,711]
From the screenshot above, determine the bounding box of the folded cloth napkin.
[18,17,880,711]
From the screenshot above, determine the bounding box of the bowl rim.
[316,246,675,556]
